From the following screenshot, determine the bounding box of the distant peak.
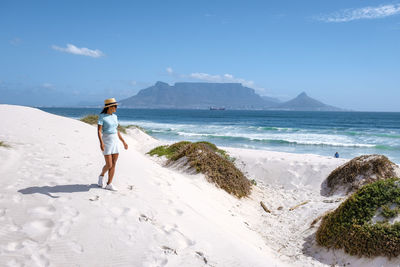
[298,92,308,98]
[155,81,169,87]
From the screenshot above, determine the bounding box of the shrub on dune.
[80,114,99,125]
[323,154,397,196]
[148,141,251,198]
[194,141,234,161]
[316,178,400,258]
[0,141,10,148]
[148,141,191,158]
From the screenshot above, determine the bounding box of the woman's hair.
[100,107,109,114]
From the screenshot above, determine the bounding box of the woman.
[97,98,128,191]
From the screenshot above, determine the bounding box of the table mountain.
[120,81,276,109]
[119,82,343,111]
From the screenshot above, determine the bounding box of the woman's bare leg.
[100,155,113,176]
[107,153,119,185]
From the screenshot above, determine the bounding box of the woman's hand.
[117,131,128,150]
[100,142,105,151]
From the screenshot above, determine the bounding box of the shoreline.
[37,106,400,164]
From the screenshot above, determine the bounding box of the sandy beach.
[1,104,399,267]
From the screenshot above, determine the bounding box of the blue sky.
[1,0,400,111]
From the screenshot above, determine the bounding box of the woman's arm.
[118,130,128,150]
[97,125,105,151]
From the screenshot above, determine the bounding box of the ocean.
[40,108,400,164]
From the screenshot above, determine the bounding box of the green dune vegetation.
[316,178,400,258]
[79,114,146,134]
[0,141,10,148]
[148,141,251,198]
[324,154,397,196]
[79,114,99,125]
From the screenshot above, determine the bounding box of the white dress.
[102,133,120,155]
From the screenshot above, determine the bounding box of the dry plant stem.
[289,200,310,211]
[260,201,271,213]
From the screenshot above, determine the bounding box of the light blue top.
[98,113,118,134]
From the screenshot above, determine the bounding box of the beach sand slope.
[0,105,286,267]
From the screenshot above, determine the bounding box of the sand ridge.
[0,105,285,267]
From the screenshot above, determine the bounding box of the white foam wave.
[120,120,387,148]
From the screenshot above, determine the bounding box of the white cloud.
[318,4,400,22]
[52,44,104,58]
[41,83,54,89]
[189,72,255,87]
[189,72,220,82]
[10,38,22,46]
[165,68,265,92]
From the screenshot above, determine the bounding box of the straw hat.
[104,98,118,107]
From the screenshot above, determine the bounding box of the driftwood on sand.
[260,201,271,213]
[289,200,310,211]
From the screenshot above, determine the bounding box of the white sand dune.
[0,104,399,267]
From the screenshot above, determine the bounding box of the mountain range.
[119,81,343,111]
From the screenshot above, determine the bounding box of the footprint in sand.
[163,199,173,205]
[6,258,24,267]
[127,185,135,190]
[195,251,208,264]
[65,207,80,218]
[161,245,177,255]
[103,217,115,224]
[160,224,196,248]
[89,195,100,201]
[56,206,80,237]
[4,241,24,252]
[25,244,50,267]
[45,163,59,168]
[139,214,152,222]
[169,208,183,216]
[152,181,162,186]
[22,219,55,242]
[57,221,72,237]
[0,208,6,217]
[110,207,134,217]
[28,205,56,217]
[12,194,22,203]
[68,241,84,253]
[4,224,20,232]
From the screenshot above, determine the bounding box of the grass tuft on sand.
[80,114,99,125]
[0,141,10,148]
[148,141,251,198]
[316,178,400,258]
[324,154,397,195]
[79,114,146,134]
[148,141,191,158]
